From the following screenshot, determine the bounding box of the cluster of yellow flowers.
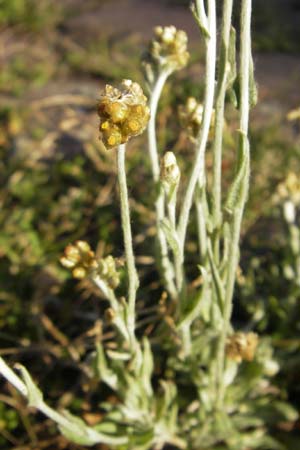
[149,26,189,72]
[178,96,215,140]
[60,241,97,279]
[97,80,150,149]
[60,241,120,288]
[97,255,120,290]
[226,332,258,363]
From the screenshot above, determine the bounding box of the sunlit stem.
[148,70,177,298]
[211,0,234,262]
[216,0,252,410]
[178,0,216,257]
[117,144,139,343]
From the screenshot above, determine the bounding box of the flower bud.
[178,97,215,140]
[160,152,180,188]
[97,255,120,290]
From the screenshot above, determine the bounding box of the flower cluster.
[98,255,120,290]
[149,26,189,72]
[226,332,258,363]
[60,241,98,279]
[97,80,150,149]
[178,97,215,140]
[60,241,120,288]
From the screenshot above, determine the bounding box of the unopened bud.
[160,151,180,188]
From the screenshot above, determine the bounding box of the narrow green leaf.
[227,26,237,88]
[190,3,210,39]
[160,218,180,257]
[15,364,43,408]
[249,53,258,107]
[225,133,249,213]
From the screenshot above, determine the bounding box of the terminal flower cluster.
[149,25,189,72]
[97,80,150,149]
[98,255,120,290]
[60,241,120,288]
[178,96,215,140]
[60,240,97,279]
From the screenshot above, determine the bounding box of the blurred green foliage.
[0,0,62,30]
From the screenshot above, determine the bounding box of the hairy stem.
[216,0,252,410]
[211,0,234,261]
[178,0,216,257]
[117,144,139,342]
[148,70,177,298]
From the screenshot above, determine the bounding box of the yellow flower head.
[178,97,215,140]
[97,80,150,149]
[148,25,189,72]
[60,240,98,279]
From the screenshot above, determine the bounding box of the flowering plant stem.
[178,0,216,257]
[216,0,252,410]
[117,143,139,343]
[0,357,128,446]
[211,0,234,262]
[147,69,177,298]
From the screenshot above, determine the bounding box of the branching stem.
[147,70,177,298]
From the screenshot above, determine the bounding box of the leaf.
[94,343,118,390]
[225,132,249,214]
[178,266,210,327]
[227,26,237,88]
[59,413,98,446]
[60,411,128,447]
[160,218,180,257]
[15,364,43,408]
[106,350,131,361]
[207,243,225,314]
[249,53,258,108]
[190,3,210,39]
[140,337,153,397]
[272,401,298,422]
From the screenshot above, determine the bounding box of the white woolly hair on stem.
[117,143,139,343]
[178,0,217,257]
[211,0,234,262]
[147,69,177,299]
[216,0,252,410]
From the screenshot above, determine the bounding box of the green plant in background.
[0,1,299,449]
